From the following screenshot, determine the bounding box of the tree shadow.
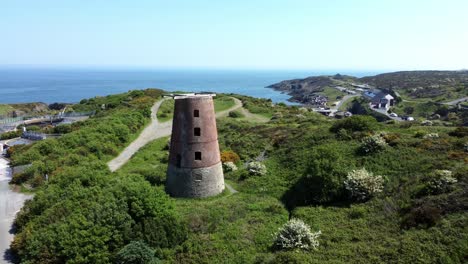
[3,248,18,264]
[281,177,353,214]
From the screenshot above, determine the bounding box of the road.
[0,158,32,264]
[333,94,360,111]
[443,96,468,105]
[369,105,402,121]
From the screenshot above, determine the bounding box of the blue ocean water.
[0,68,377,104]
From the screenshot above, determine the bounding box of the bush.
[448,127,468,138]
[414,130,426,138]
[422,170,458,195]
[222,161,238,172]
[344,168,384,201]
[423,133,439,139]
[421,120,433,126]
[402,205,442,229]
[359,134,388,154]
[273,219,321,251]
[300,146,353,205]
[246,161,267,176]
[228,110,244,118]
[0,130,22,140]
[382,132,400,146]
[220,150,241,163]
[116,241,159,264]
[330,115,377,133]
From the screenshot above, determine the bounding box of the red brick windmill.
[166,93,225,197]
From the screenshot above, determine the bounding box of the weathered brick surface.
[166,95,225,197]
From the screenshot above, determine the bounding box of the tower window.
[194,110,199,117]
[195,152,202,160]
[194,127,201,136]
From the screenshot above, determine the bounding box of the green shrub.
[116,241,159,264]
[401,205,442,229]
[228,110,244,118]
[448,127,468,138]
[299,146,353,205]
[0,130,22,140]
[330,115,377,133]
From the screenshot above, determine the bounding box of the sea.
[0,68,377,104]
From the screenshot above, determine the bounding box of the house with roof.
[363,90,395,109]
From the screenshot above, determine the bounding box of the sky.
[1,0,467,71]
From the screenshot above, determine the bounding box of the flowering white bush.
[246,161,267,176]
[421,120,433,126]
[423,133,439,139]
[360,134,388,154]
[426,170,457,194]
[274,219,321,250]
[222,162,238,172]
[344,168,384,201]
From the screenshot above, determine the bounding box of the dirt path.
[108,99,172,172]
[108,97,245,172]
[443,96,468,105]
[227,98,270,123]
[214,97,242,118]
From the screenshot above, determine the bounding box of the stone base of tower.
[166,162,225,198]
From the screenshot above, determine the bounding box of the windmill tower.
[166,94,225,197]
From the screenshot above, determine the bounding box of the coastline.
[0,157,32,264]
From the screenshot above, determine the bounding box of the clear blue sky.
[1,0,467,71]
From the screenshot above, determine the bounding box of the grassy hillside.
[6,92,468,263]
[360,71,468,101]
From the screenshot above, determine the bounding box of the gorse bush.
[247,161,267,176]
[220,150,241,163]
[360,134,388,154]
[344,168,384,201]
[274,219,321,251]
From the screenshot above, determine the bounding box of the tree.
[303,145,354,204]
[403,106,414,114]
[116,241,158,264]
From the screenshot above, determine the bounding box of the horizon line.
[0,64,466,74]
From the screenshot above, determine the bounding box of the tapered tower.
[166,94,225,197]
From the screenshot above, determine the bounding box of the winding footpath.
[108,99,172,172]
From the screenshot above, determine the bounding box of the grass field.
[392,100,441,118]
[318,87,346,103]
[0,104,14,116]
